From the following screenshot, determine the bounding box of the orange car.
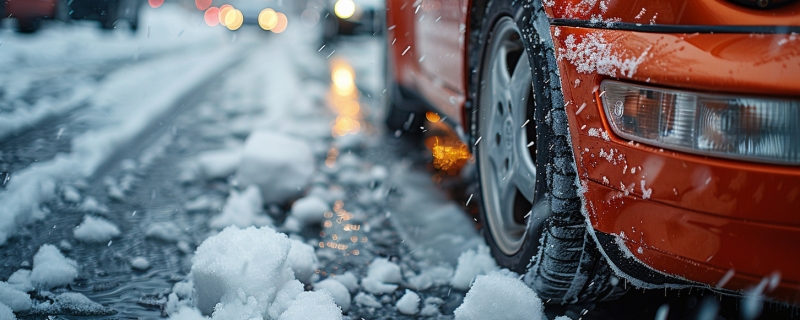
[3,0,66,32]
[385,0,800,305]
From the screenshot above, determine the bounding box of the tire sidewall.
[470,1,555,273]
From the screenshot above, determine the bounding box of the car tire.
[469,0,627,304]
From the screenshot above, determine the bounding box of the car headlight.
[600,80,800,165]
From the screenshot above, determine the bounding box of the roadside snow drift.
[189,226,341,319]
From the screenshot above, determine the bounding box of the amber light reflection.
[328,59,365,137]
[424,135,471,175]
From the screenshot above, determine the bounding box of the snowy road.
[0,4,797,320]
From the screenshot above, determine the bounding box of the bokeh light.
[148,0,164,8]
[218,4,233,26]
[204,7,220,26]
[258,8,278,30]
[271,13,288,34]
[426,111,441,122]
[334,0,356,19]
[225,9,244,30]
[195,0,212,10]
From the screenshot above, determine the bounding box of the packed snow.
[29,245,78,289]
[454,271,545,320]
[73,215,121,243]
[235,131,315,204]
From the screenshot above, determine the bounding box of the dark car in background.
[69,0,141,31]
[1,0,140,32]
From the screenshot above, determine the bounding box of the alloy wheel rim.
[477,17,538,256]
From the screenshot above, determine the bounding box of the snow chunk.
[32,292,112,316]
[130,257,150,270]
[30,245,78,289]
[313,278,351,312]
[450,245,498,290]
[289,196,330,225]
[6,270,33,293]
[396,289,420,315]
[454,271,544,320]
[0,282,31,312]
[277,291,342,320]
[209,185,273,230]
[353,292,382,308]
[0,303,15,320]
[288,239,318,284]
[360,258,403,294]
[62,186,81,203]
[78,196,109,214]
[191,226,293,316]
[236,131,315,204]
[408,266,454,291]
[145,222,185,243]
[195,148,242,180]
[267,279,303,319]
[73,216,120,243]
[335,272,359,293]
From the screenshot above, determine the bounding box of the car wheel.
[471,0,626,304]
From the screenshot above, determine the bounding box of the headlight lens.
[600,80,800,165]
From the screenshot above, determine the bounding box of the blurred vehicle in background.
[321,0,382,42]
[1,0,68,33]
[68,0,142,31]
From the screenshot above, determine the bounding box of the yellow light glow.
[426,111,441,122]
[258,8,278,30]
[218,4,233,26]
[225,9,243,30]
[426,136,472,174]
[334,0,356,19]
[271,12,288,33]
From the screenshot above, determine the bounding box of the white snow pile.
[0,282,32,312]
[30,292,112,316]
[454,271,545,320]
[313,279,350,312]
[208,185,273,230]
[130,257,151,271]
[235,131,315,204]
[360,258,403,294]
[195,148,243,180]
[29,245,78,289]
[288,239,319,284]
[450,245,499,290]
[73,216,120,243]
[181,226,341,319]
[145,222,185,243]
[353,292,382,309]
[396,289,420,315]
[283,195,330,232]
[0,303,14,320]
[558,32,648,78]
[408,265,454,291]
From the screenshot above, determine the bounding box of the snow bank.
[190,226,340,319]
[396,289,420,315]
[29,245,78,289]
[313,279,351,312]
[0,282,31,312]
[73,216,120,243]
[208,185,273,229]
[450,245,498,290]
[195,148,243,180]
[454,271,544,320]
[361,258,403,294]
[235,131,315,204]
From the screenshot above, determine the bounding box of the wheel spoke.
[499,175,525,233]
[510,153,537,203]
[508,55,532,123]
[492,46,511,89]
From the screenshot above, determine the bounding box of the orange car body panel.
[388,0,800,303]
[6,0,57,19]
